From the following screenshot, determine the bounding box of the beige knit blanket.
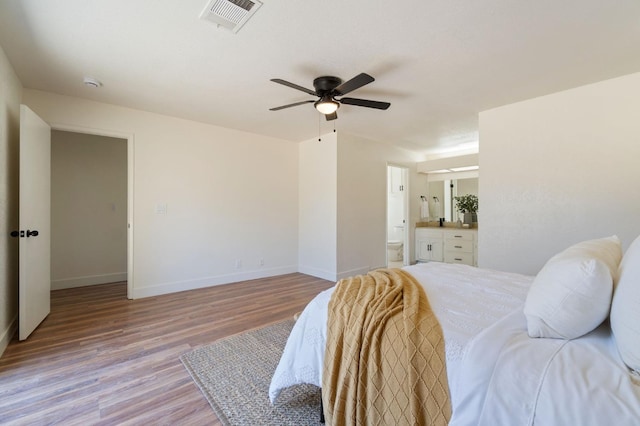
[322,268,451,426]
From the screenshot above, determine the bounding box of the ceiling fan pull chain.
[318,112,322,142]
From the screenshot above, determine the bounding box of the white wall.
[337,132,426,277]
[298,133,337,280]
[24,90,299,298]
[479,72,640,275]
[0,44,22,354]
[297,131,426,281]
[51,131,127,289]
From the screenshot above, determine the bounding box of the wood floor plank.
[0,273,334,424]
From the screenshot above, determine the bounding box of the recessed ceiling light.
[450,165,479,172]
[83,77,102,88]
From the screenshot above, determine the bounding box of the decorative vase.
[463,212,475,225]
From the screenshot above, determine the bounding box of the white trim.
[0,316,17,357]
[132,265,298,299]
[49,123,135,299]
[51,272,128,290]
[299,265,374,282]
[336,266,371,280]
[297,265,337,282]
[50,123,132,141]
[126,134,135,300]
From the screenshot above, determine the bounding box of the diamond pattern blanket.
[322,268,451,425]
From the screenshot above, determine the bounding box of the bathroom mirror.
[428,177,478,222]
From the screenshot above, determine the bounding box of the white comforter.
[269,262,533,404]
[270,262,640,424]
[450,309,640,425]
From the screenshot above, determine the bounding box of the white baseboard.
[0,316,17,357]
[336,266,371,280]
[52,272,128,290]
[297,265,373,282]
[131,265,298,299]
[297,265,337,282]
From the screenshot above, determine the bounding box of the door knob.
[10,230,39,237]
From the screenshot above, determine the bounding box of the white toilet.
[387,225,404,262]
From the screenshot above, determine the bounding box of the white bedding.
[269,262,533,404]
[451,310,640,425]
[269,261,640,424]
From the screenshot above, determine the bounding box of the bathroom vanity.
[415,227,477,266]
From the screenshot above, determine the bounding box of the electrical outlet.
[235,259,242,269]
[155,203,168,215]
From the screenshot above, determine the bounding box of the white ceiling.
[1,0,639,153]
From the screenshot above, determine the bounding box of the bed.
[269,235,640,425]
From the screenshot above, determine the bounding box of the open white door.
[18,105,51,340]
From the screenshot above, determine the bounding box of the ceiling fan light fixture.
[315,96,339,115]
[270,73,389,118]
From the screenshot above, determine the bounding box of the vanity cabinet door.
[429,239,444,262]
[415,229,443,262]
[417,238,431,261]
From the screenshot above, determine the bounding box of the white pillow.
[524,235,621,339]
[611,234,640,373]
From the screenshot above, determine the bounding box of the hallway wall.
[51,130,127,289]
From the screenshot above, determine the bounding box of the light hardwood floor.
[0,273,334,425]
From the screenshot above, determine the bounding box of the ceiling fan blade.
[269,100,315,111]
[340,97,390,110]
[334,73,374,96]
[270,79,317,96]
[325,112,338,121]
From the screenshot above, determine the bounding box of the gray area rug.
[180,319,322,425]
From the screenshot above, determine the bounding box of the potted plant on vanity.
[453,194,478,225]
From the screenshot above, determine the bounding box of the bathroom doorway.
[386,165,409,268]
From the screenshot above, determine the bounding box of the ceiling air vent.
[200,0,263,33]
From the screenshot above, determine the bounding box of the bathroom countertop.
[416,221,478,229]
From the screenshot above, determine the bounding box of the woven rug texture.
[180,319,321,425]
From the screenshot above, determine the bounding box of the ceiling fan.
[269,73,390,121]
